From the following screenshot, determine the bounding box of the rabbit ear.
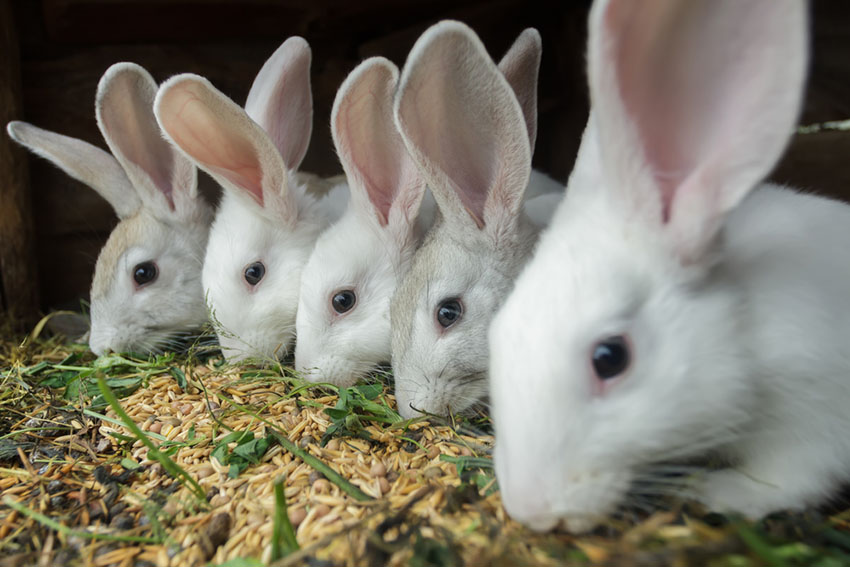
[589,0,807,261]
[155,74,296,224]
[6,121,141,219]
[395,20,531,237]
[497,28,541,155]
[332,57,425,234]
[245,36,313,170]
[96,63,198,220]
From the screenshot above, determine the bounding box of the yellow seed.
[369,460,387,478]
[288,507,307,527]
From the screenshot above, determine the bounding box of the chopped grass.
[268,430,372,502]
[3,314,850,566]
[96,375,207,502]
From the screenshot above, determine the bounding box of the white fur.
[7,62,211,356]
[390,22,561,419]
[88,210,209,355]
[294,30,560,388]
[293,56,428,386]
[203,182,329,360]
[488,0,843,533]
[294,192,430,385]
[155,37,344,362]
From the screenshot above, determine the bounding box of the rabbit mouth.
[407,371,488,418]
[138,325,207,354]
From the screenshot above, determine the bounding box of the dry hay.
[2,321,850,567]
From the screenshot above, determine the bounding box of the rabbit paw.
[699,469,784,518]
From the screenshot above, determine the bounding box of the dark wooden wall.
[5,0,850,315]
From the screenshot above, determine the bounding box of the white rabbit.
[390,21,555,419]
[7,63,211,355]
[293,57,428,387]
[488,0,845,534]
[155,37,346,362]
[294,28,556,388]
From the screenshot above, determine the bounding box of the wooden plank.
[771,130,850,204]
[0,0,40,323]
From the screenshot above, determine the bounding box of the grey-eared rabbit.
[155,37,347,363]
[7,63,212,355]
[390,21,555,418]
[489,0,850,533]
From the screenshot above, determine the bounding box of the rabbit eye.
[591,336,630,381]
[244,261,265,286]
[332,290,356,314]
[133,261,158,287]
[436,298,463,329]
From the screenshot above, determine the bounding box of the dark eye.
[133,261,158,286]
[591,336,631,380]
[244,261,265,286]
[331,290,356,314]
[436,298,463,329]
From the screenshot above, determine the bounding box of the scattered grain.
[288,507,307,527]
[370,460,387,478]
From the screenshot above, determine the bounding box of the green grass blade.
[271,476,299,561]
[439,455,493,469]
[193,376,372,501]
[95,376,206,502]
[733,519,790,567]
[3,496,161,543]
[269,431,372,502]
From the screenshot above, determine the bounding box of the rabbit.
[155,37,346,363]
[293,56,428,387]
[294,27,556,388]
[389,21,555,419]
[486,0,846,534]
[7,62,212,356]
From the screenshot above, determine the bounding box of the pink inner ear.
[160,84,264,205]
[100,71,177,208]
[335,63,404,226]
[400,48,497,229]
[606,0,685,220]
[246,37,313,170]
[605,0,770,223]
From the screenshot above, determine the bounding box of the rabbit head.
[7,62,211,355]
[390,21,545,419]
[489,0,807,533]
[294,57,427,387]
[155,37,329,362]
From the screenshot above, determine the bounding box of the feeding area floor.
[1,320,850,567]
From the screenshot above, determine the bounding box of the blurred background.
[1,0,849,323]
